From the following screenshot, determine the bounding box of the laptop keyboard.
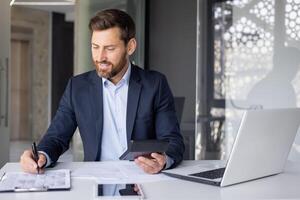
[189,167,226,179]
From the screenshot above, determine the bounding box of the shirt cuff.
[164,155,174,169]
[38,151,52,168]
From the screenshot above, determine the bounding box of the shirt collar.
[102,62,131,86]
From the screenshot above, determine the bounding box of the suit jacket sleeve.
[154,74,185,168]
[37,78,77,164]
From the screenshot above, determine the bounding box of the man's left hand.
[134,153,166,174]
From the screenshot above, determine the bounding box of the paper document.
[0,169,71,192]
[72,161,174,183]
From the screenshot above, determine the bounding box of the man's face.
[91,27,132,80]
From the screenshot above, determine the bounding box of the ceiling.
[10,0,127,21]
[11,0,75,14]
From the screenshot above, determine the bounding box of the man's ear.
[127,38,137,56]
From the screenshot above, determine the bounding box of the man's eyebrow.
[91,43,99,47]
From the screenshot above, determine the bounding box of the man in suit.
[20,9,184,174]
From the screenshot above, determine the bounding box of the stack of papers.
[72,161,174,183]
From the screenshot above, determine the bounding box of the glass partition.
[196,0,300,161]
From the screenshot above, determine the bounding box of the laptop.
[163,108,300,187]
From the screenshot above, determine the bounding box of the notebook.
[0,169,71,192]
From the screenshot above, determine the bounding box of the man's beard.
[94,53,127,80]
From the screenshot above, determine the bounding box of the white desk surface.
[1,160,300,200]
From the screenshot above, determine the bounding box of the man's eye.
[92,46,98,49]
[107,47,115,51]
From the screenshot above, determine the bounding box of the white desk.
[1,160,300,200]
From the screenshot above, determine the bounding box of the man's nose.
[98,49,107,62]
[94,49,107,62]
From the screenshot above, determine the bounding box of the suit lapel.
[126,65,142,142]
[89,71,103,161]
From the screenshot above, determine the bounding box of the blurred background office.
[1,0,300,168]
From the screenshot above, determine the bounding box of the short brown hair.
[89,9,136,44]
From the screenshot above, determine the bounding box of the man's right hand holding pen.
[20,142,47,174]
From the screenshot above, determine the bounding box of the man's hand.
[134,153,166,174]
[20,150,47,174]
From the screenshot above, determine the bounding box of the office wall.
[11,6,50,141]
[147,0,197,123]
[0,0,10,168]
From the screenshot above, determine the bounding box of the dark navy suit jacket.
[38,65,185,168]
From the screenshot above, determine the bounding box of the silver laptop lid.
[221,108,300,187]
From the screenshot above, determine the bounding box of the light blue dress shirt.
[100,63,131,161]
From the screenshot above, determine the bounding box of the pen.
[31,142,40,174]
